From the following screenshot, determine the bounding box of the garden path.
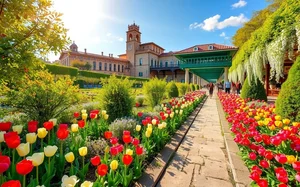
[156,91,234,187]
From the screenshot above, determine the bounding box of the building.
[59,23,237,85]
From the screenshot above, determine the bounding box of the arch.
[165,61,168,67]
[139,58,143,66]
[136,35,139,42]
[93,61,96,70]
[99,62,102,70]
[129,34,133,41]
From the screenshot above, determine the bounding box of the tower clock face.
[127,44,132,51]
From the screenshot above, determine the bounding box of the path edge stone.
[216,98,252,187]
[134,97,207,187]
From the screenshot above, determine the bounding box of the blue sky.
[50,0,269,61]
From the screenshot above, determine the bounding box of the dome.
[70,41,78,52]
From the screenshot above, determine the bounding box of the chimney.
[84,48,87,54]
[111,54,113,57]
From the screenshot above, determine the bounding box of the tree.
[71,60,91,70]
[240,77,267,102]
[0,0,69,86]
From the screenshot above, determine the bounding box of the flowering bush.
[219,92,300,186]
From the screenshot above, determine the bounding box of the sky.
[49,0,269,61]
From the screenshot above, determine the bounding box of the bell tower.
[126,23,141,76]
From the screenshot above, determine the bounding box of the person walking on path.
[236,81,242,95]
[208,82,214,98]
[231,82,237,95]
[224,81,231,94]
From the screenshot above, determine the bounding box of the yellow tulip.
[101,110,107,116]
[49,118,57,126]
[257,121,264,126]
[162,122,167,128]
[163,107,167,111]
[37,128,48,139]
[65,152,75,163]
[61,175,79,187]
[275,121,283,128]
[147,127,152,133]
[164,113,168,118]
[282,119,291,125]
[293,122,300,127]
[275,115,281,121]
[81,181,93,187]
[158,124,163,129]
[82,113,88,120]
[12,125,23,134]
[248,112,253,116]
[0,131,5,143]
[136,125,141,132]
[145,130,152,138]
[179,110,183,115]
[268,125,276,131]
[283,126,291,131]
[16,142,30,157]
[81,109,87,114]
[287,155,297,164]
[27,152,44,166]
[44,145,58,157]
[26,133,37,144]
[71,124,78,133]
[126,149,133,155]
[170,112,174,118]
[254,116,261,121]
[175,110,179,114]
[104,114,109,120]
[78,147,88,157]
[152,119,157,125]
[110,160,118,171]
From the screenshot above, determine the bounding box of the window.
[155,60,157,67]
[160,61,163,67]
[114,64,116,72]
[109,64,112,71]
[139,58,143,66]
[208,45,214,50]
[122,65,124,72]
[193,47,198,51]
[99,62,102,70]
[118,65,120,72]
[138,72,143,77]
[151,59,153,67]
[93,61,96,70]
[104,63,107,71]
[165,61,168,67]
[170,61,173,67]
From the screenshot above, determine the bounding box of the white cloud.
[106,33,112,37]
[118,37,124,42]
[220,32,226,37]
[189,14,248,31]
[232,0,247,8]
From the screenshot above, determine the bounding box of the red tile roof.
[140,42,165,50]
[60,51,129,62]
[159,51,178,57]
[176,43,238,54]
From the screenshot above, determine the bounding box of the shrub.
[176,83,189,96]
[86,136,108,158]
[6,70,80,125]
[46,64,78,77]
[276,57,300,121]
[136,96,144,106]
[143,77,167,108]
[166,81,179,98]
[195,84,200,90]
[109,117,138,139]
[99,75,134,122]
[240,77,267,102]
[190,84,195,91]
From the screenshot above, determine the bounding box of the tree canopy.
[0,0,69,86]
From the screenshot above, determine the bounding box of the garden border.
[135,96,207,187]
[216,98,252,187]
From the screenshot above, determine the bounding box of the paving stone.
[192,175,233,187]
[201,159,230,180]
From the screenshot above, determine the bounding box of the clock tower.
[126,23,141,76]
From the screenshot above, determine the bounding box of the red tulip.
[90,110,99,115]
[56,127,69,140]
[104,131,112,139]
[292,161,300,171]
[142,119,148,126]
[43,121,54,131]
[90,113,97,119]
[275,167,288,183]
[259,160,269,169]
[74,112,80,118]
[116,144,123,153]
[4,132,20,149]
[275,154,287,164]
[0,122,11,131]
[278,184,288,187]
[122,154,133,166]
[257,179,268,187]
[97,164,108,176]
[137,112,143,117]
[296,172,300,182]
[1,180,21,187]
[16,159,33,175]
[264,150,273,160]
[110,146,118,156]
[110,137,118,145]
[123,134,132,144]
[59,124,68,129]
[78,120,85,128]
[136,145,143,155]
[90,155,101,166]
[249,152,257,160]
[249,171,260,181]
[0,155,10,173]
[27,120,38,133]
[132,138,140,146]
[251,165,262,175]
[123,131,130,135]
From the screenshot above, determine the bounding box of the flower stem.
[60,140,63,157]
[0,173,2,186]
[82,156,85,170]
[40,139,44,152]
[23,175,26,187]
[48,157,51,177]
[70,162,73,175]
[30,144,32,155]
[36,166,39,185]
[48,131,50,144]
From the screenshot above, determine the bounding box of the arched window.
[104,63,107,71]
[160,61,163,67]
[93,61,96,70]
[154,60,157,67]
[165,61,168,67]
[170,61,173,67]
[114,64,116,71]
[151,59,153,67]
[99,62,102,70]
[118,64,120,72]
[109,64,112,71]
[129,34,132,41]
[139,58,143,66]
[122,65,124,72]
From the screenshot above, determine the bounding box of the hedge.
[45,64,78,77]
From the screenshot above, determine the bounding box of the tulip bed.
[218,92,300,187]
[0,90,205,187]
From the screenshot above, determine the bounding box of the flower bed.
[218,92,300,187]
[0,91,205,187]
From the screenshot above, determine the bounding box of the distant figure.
[217,83,223,93]
[236,81,242,95]
[224,81,231,94]
[208,82,214,98]
[232,82,237,94]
